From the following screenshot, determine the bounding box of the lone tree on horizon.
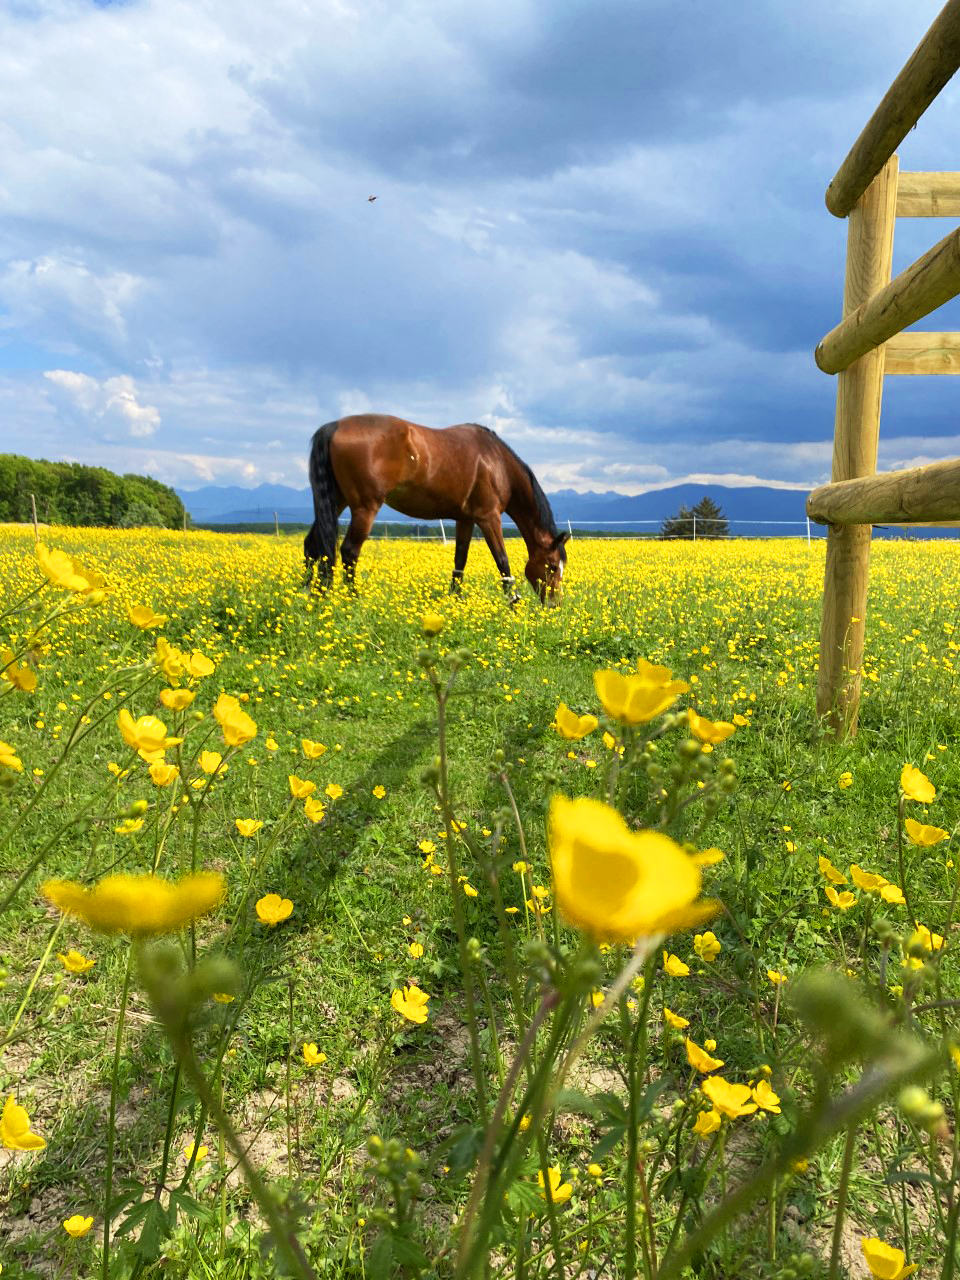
[660,496,729,540]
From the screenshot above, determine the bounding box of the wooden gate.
[811,0,960,737]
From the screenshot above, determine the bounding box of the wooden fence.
[811,0,960,737]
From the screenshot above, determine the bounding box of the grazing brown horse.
[304,414,568,603]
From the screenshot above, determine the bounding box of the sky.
[2,0,960,496]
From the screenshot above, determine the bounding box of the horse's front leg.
[340,505,379,591]
[479,517,520,606]
[450,519,474,594]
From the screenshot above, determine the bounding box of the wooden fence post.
[817,154,899,736]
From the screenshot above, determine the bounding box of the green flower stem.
[0,917,65,1055]
[152,1060,183,1203]
[624,955,656,1280]
[102,943,135,1280]
[828,1122,858,1280]
[432,668,488,1124]
[286,975,297,1177]
[896,795,919,929]
[657,1052,935,1280]
[478,819,530,1050]
[164,1013,317,1280]
[0,665,152,860]
[455,991,558,1279]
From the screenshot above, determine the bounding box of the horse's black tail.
[306,420,340,583]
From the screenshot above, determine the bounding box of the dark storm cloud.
[0,0,957,493]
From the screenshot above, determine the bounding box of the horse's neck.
[505,476,548,554]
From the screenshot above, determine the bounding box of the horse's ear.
[552,531,570,549]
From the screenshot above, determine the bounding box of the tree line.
[660,496,729,539]
[0,455,185,529]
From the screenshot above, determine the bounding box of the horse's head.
[525,532,568,606]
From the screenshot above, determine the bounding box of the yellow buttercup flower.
[687,709,736,745]
[767,969,787,986]
[880,883,906,906]
[127,604,168,629]
[188,651,215,678]
[548,795,710,943]
[391,984,430,1024]
[213,693,257,747]
[537,1166,573,1205]
[43,872,224,936]
[593,662,689,725]
[838,771,853,789]
[36,543,98,594]
[1,1094,45,1150]
[663,1006,689,1030]
[303,1043,327,1066]
[904,817,949,847]
[184,1141,209,1163]
[825,886,856,910]
[304,796,326,823]
[752,1080,781,1113]
[115,818,144,836]
[58,949,95,974]
[551,702,599,740]
[685,1038,724,1073]
[155,637,188,686]
[0,740,23,772]
[213,992,235,1003]
[701,1076,757,1119]
[198,750,223,775]
[288,775,316,799]
[693,931,722,963]
[302,738,328,759]
[149,762,179,787]
[693,847,724,867]
[235,818,264,837]
[159,688,196,712]
[1,648,36,693]
[63,1214,94,1237]
[693,1108,721,1138]
[372,785,386,798]
[860,1238,918,1280]
[818,855,847,885]
[663,951,690,977]
[850,865,887,894]
[900,764,935,804]
[409,941,424,958]
[422,611,444,636]
[256,893,293,926]
[117,710,181,762]
[325,782,344,800]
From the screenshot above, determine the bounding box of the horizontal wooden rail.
[815,225,960,373]
[884,330,960,373]
[807,456,960,525]
[897,171,960,216]
[826,0,960,218]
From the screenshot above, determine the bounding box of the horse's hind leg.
[303,523,321,592]
[450,520,474,593]
[340,505,378,590]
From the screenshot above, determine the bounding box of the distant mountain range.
[177,481,814,531]
[176,481,954,538]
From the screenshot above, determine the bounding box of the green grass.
[0,529,958,1279]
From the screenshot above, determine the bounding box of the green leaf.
[553,1088,599,1117]
[591,1124,627,1161]
[366,1232,393,1280]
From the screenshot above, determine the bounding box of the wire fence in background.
[350,516,827,543]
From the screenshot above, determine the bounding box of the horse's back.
[327,415,501,517]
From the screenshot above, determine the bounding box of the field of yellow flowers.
[1,525,959,1280]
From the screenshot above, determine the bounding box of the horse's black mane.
[473,424,564,552]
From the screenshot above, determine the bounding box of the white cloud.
[43,370,161,438]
